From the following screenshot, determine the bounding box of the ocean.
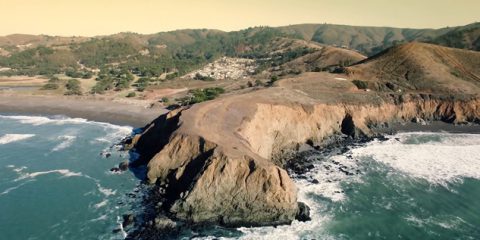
[0,115,136,240]
[1,114,479,240]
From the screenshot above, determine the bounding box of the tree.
[65,79,82,95]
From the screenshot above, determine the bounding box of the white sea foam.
[0,115,87,125]
[350,132,480,185]
[117,216,128,239]
[235,132,480,239]
[90,214,108,222]
[0,134,35,144]
[0,180,35,196]
[94,200,109,209]
[52,135,76,152]
[96,183,117,197]
[15,169,83,181]
[0,115,132,134]
[13,166,27,172]
[233,161,348,240]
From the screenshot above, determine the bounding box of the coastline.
[0,94,166,128]
[378,121,480,135]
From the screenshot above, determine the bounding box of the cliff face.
[132,84,480,226]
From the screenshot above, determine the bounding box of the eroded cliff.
[131,79,480,227]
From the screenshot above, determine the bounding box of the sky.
[1,0,479,36]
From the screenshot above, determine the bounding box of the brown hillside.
[346,42,480,95]
[0,34,89,47]
[282,45,367,72]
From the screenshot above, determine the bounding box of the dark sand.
[0,94,167,127]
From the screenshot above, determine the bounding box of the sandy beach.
[0,94,167,127]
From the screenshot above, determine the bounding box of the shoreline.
[378,121,480,135]
[0,94,166,128]
[127,120,480,239]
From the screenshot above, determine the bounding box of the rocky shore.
[121,73,480,238]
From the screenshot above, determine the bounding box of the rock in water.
[154,216,177,231]
[122,214,134,228]
[295,202,311,222]
[119,161,129,171]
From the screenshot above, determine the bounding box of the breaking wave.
[0,115,132,135]
[52,135,77,152]
[0,134,35,144]
[348,132,480,185]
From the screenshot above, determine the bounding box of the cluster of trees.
[91,67,135,94]
[0,46,77,76]
[177,87,225,105]
[65,68,93,79]
[40,77,82,95]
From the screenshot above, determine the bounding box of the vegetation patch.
[65,79,82,95]
[352,79,369,90]
[178,87,225,105]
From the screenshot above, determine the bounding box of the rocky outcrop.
[130,82,480,228]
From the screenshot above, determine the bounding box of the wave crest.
[0,134,35,144]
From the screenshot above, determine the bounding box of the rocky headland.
[124,43,480,237]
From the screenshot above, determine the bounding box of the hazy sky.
[1,0,479,36]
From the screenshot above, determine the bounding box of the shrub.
[161,97,170,104]
[65,79,82,95]
[178,87,225,105]
[41,83,59,90]
[267,75,279,86]
[91,78,114,94]
[194,73,215,81]
[352,80,369,90]
[126,92,136,98]
[135,77,151,92]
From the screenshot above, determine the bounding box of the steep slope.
[431,22,480,51]
[346,42,480,95]
[280,45,367,72]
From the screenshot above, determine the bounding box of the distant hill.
[0,22,478,80]
[346,42,480,95]
[277,22,480,55]
[430,22,480,51]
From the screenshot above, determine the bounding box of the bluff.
[129,43,480,227]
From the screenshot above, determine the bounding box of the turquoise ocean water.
[0,115,136,240]
[1,114,479,240]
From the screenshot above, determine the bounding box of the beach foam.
[52,135,76,152]
[94,200,109,209]
[350,132,480,185]
[0,134,35,144]
[15,169,83,181]
[0,115,132,134]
